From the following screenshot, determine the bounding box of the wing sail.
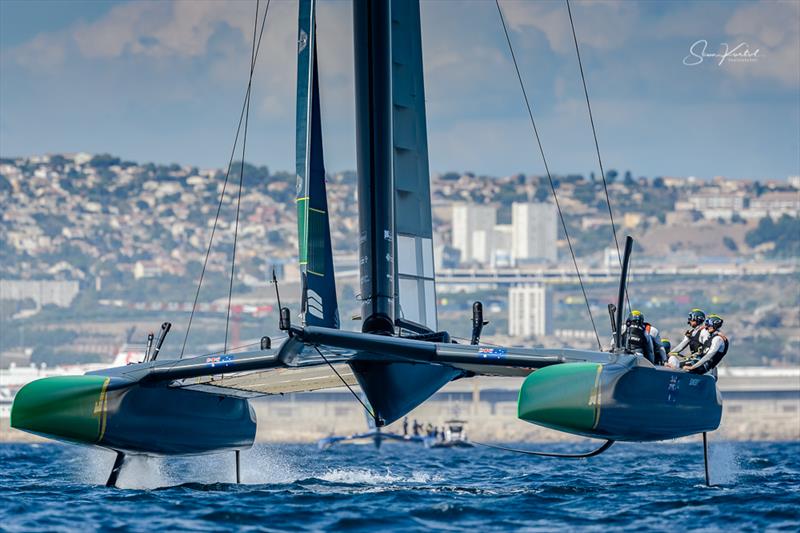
[296,0,339,328]
[392,0,437,331]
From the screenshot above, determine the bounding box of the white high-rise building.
[511,202,557,264]
[491,224,513,267]
[509,284,552,338]
[471,229,491,264]
[452,204,497,264]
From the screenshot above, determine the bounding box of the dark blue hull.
[519,362,723,441]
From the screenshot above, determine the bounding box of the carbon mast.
[347,0,458,425]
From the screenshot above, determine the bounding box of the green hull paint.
[518,362,723,441]
[11,375,108,445]
[518,363,601,435]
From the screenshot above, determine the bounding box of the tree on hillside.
[624,170,635,186]
[533,186,549,202]
[89,154,121,168]
[745,215,800,257]
[723,236,738,252]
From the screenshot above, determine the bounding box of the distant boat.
[318,427,424,450]
[425,420,473,449]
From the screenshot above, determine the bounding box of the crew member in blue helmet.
[684,315,729,375]
[672,308,708,357]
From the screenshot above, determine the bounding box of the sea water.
[0,441,798,531]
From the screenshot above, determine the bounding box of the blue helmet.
[627,310,644,328]
[705,315,723,330]
[688,308,706,325]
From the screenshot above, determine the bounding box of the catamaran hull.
[11,376,256,455]
[518,362,722,441]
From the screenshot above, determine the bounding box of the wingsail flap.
[296,0,339,328]
[391,0,437,331]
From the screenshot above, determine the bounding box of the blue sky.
[1,0,798,180]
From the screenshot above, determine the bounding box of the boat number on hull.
[667,375,680,404]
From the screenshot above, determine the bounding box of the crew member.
[663,338,684,369]
[672,309,708,358]
[622,310,656,364]
[685,315,729,375]
[644,321,666,365]
[660,338,671,354]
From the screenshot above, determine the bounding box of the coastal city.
[1,152,798,445]
[1,152,798,369]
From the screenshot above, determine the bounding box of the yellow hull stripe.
[591,365,603,430]
[97,377,110,442]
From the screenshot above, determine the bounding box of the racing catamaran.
[11,0,722,488]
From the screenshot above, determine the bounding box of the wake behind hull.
[518,362,722,441]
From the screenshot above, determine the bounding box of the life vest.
[625,323,647,352]
[697,331,729,373]
[684,325,706,354]
[625,323,656,364]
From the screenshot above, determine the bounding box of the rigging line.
[451,336,502,348]
[225,0,259,354]
[313,345,376,421]
[565,0,630,315]
[180,0,271,358]
[494,0,602,350]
